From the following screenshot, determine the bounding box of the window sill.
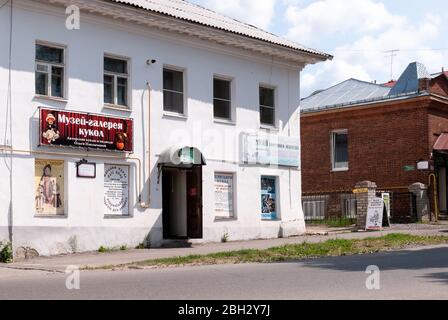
[163,112,188,121]
[34,95,68,103]
[104,214,133,219]
[103,104,132,112]
[215,217,237,222]
[331,168,349,172]
[35,214,67,219]
[260,124,279,131]
[214,118,236,126]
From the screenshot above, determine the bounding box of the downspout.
[138,82,151,208]
[429,173,439,222]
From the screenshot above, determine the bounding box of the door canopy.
[158,146,206,168]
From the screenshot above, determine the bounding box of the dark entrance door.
[187,166,203,239]
[162,166,203,239]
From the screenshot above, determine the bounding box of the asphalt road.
[1,245,448,300]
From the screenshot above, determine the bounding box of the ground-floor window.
[35,159,65,216]
[261,176,278,220]
[303,200,326,221]
[104,164,130,216]
[214,173,235,219]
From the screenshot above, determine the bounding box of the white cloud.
[285,0,404,44]
[288,1,446,96]
[193,0,277,29]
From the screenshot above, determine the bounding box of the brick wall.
[301,98,434,192]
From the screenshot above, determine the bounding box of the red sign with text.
[39,108,133,152]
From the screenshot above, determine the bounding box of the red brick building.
[301,62,448,222]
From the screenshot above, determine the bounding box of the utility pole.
[384,49,400,80]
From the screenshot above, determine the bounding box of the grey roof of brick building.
[301,62,434,113]
[111,0,331,59]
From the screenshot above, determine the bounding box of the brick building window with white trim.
[331,130,349,171]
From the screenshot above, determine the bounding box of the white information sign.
[104,164,129,216]
[366,197,384,231]
[214,173,234,218]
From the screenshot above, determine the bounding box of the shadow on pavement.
[300,247,448,274]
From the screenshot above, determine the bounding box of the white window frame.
[331,129,349,171]
[259,84,277,128]
[35,41,67,99]
[163,65,187,116]
[213,75,234,122]
[214,172,237,220]
[103,54,130,109]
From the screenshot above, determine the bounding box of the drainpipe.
[429,173,439,222]
[138,82,151,208]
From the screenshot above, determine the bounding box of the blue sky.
[190,0,448,97]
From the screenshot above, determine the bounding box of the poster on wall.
[104,164,130,216]
[35,159,65,215]
[214,173,234,218]
[39,108,133,152]
[261,176,277,220]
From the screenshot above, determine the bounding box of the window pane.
[260,87,274,107]
[104,75,114,104]
[260,106,275,126]
[214,99,231,120]
[163,69,183,93]
[104,57,127,74]
[51,66,63,98]
[117,77,127,106]
[214,79,230,100]
[163,91,184,113]
[36,72,48,95]
[334,132,348,168]
[36,44,64,64]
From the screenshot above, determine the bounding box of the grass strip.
[95,233,448,270]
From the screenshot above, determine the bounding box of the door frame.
[161,166,203,240]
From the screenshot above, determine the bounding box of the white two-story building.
[0,0,330,257]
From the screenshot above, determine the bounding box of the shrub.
[0,242,13,263]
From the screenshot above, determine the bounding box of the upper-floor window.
[35,43,65,98]
[259,86,275,126]
[214,78,231,120]
[331,130,349,171]
[104,56,129,107]
[163,68,184,114]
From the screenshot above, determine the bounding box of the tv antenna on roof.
[384,49,400,80]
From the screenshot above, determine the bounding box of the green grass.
[95,233,448,270]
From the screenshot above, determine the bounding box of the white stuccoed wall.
[0,0,306,256]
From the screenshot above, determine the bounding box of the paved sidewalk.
[1,224,448,272]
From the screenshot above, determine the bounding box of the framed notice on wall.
[104,164,129,216]
[214,173,234,218]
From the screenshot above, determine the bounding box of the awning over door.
[158,146,206,168]
[434,133,448,152]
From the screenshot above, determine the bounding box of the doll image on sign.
[35,164,63,214]
[114,132,128,151]
[42,113,60,143]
